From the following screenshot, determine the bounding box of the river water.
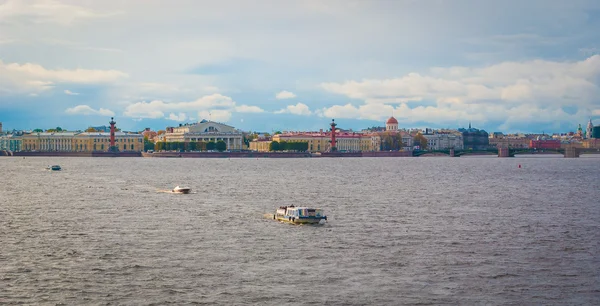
[1,156,599,305]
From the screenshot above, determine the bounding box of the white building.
[164,120,244,151]
[423,133,464,150]
[0,134,21,152]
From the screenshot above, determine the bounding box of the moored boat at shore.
[274,205,327,224]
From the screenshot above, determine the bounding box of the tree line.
[269,141,309,152]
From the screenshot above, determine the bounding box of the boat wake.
[157,190,197,194]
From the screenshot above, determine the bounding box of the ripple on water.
[1,156,599,305]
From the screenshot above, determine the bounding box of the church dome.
[386,116,398,124]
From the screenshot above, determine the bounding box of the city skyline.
[1,0,600,133]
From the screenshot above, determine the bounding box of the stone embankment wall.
[141,152,312,158]
[12,151,142,157]
[6,150,413,158]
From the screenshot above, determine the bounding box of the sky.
[1,0,600,133]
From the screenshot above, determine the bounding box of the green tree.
[279,140,287,151]
[269,141,280,151]
[206,141,216,151]
[33,128,43,133]
[297,142,309,152]
[413,133,428,150]
[188,142,197,151]
[143,136,154,151]
[197,141,207,151]
[381,132,404,151]
[216,140,227,152]
[155,142,165,151]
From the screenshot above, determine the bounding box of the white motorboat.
[172,186,191,194]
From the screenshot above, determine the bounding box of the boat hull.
[275,216,326,224]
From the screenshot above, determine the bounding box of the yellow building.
[21,132,144,152]
[248,139,272,152]
[272,132,380,153]
[164,120,244,151]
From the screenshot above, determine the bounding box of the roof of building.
[386,116,398,124]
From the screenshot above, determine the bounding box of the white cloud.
[0,59,128,95]
[0,0,121,25]
[275,90,297,99]
[64,89,79,95]
[167,112,188,122]
[65,105,114,116]
[320,55,600,129]
[235,105,265,113]
[275,103,312,116]
[123,93,264,122]
[198,110,232,123]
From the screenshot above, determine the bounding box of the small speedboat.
[172,186,191,194]
[274,205,327,224]
[47,165,61,171]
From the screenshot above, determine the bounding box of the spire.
[468,122,471,129]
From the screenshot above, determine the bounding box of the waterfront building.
[20,131,143,152]
[0,134,21,152]
[272,131,380,153]
[488,134,530,148]
[162,120,244,151]
[141,128,158,141]
[248,139,272,152]
[458,123,489,150]
[582,138,600,149]
[422,133,464,150]
[593,126,600,139]
[530,137,561,150]
[386,116,399,131]
[586,119,594,139]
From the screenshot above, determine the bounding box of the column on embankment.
[498,147,510,157]
[564,147,579,158]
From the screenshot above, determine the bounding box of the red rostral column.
[330,119,337,151]
[109,117,116,149]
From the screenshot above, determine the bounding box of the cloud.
[123,93,263,122]
[0,0,121,25]
[235,105,265,113]
[275,103,312,116]
[275,90,296,99]
[167,112,188,122]
[64,89,79,95]
[0,59,128,95]
[319,55,600,129]
[65,105,114,116]
[198,110,232,123]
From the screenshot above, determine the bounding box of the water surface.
[1,156,599,305]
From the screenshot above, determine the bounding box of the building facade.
[459,124,490,150]
[272,131,380,153]
[423,133,464,150]
[248,140,272,152]
[530,138,561,150]
[0,134,21,152]
[163,120,244,151]
[20,132,143,152]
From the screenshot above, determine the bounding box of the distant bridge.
[413,147,600,158]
